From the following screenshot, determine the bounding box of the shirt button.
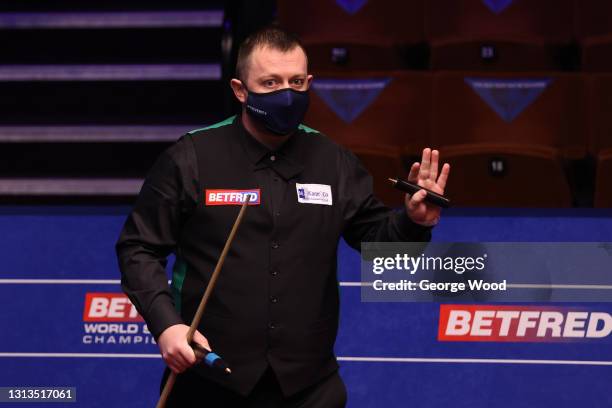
[275,211,281,217]
[268,322,276,330]
[270,269,279,276]
[270,296,278,303]
[270,155,276,161]
[273,177,279,182]
[271,241,280,249]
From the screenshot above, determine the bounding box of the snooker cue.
[156,196,251,408]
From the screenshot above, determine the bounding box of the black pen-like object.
[388,178,451,208]
[192,342,232,375]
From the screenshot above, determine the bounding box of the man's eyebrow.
[257,72,307,79]
[256,73,282,80]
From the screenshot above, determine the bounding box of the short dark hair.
[235,25,307,82]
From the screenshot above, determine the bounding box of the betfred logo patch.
[438,304,612,342]
[83,293,143,322]
[205,189,261,205]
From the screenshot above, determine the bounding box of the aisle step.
[0,125,202,142]
[0,10,223,30]
[0,64,221,81]
[0,178,143,195]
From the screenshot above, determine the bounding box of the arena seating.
[304,70,432,207]
[575,1,612,39]
[277,0,426,70]
[0,0,609,207]
[440,143,572,207]
[345,145,406,207]
[427,0,573,42]
[582,36,612,72]
[430,38,577,71]
[305,71,432,155]
[427,0,576,71]
[431,72,586,159]
[429,71,586,207]
[577,2,612,72]
[586,74,612,207]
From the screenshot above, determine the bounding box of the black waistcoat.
[175,116,348,397]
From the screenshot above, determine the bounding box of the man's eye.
[292,79,305,85]
[264,80,276,87]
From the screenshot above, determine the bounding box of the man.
[116,26,450,407]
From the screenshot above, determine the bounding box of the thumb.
[407,189,427,212]
[192,331,211,352]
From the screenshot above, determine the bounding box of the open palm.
[404,148,450,226]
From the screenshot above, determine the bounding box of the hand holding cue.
[156,196,251,408]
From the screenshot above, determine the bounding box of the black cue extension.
[388,178,451,208]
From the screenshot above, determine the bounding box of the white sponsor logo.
[296,183,333,206]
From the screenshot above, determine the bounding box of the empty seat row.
[297,39,612,72]
[306,71,598,156]
[303,71,611,207]
[278,0,612,72]
[279,0,612,43]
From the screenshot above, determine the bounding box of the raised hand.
[404,148,450,226]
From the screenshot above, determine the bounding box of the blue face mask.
[244,86,310,136]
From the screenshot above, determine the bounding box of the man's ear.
[230,79,247,103]
[306,74,314,90]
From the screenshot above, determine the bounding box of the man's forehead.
[248,45,308,76]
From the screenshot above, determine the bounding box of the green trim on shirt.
[298,123,320,134]
[188,115,237,134]
[171,257,187,315]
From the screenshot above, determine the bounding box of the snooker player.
[116,25,450,407]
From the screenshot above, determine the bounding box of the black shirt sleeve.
[115,134,198,341]
[339,147,433,251]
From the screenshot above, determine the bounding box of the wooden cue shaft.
[156,197,251,408]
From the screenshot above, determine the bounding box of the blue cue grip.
[191,342,232,374]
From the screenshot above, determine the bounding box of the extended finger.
[429,149,439,181]
[436,163,451,191]
[407,162,420,183]
[419,148,431,180]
